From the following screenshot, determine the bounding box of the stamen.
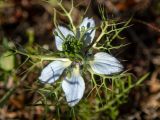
[62,34,84,61]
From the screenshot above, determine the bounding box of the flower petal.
[62,65,85,107]
[39,59,71,83]
[89,52,123,75]
[54,26,74,51]
[79,17,96,46]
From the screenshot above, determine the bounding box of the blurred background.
[0,0,160,119]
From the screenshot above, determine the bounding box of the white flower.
[39,17,123,107]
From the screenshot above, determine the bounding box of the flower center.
[62,35,83,61]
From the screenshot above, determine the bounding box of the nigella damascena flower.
[39,17,123,106]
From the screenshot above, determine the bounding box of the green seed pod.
[0,51,15,71]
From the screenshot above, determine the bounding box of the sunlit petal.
[89,52,123,75]
[62,65,85,107]
[39,59,71,83]
[79,17,96,46]
[54,26,74,51]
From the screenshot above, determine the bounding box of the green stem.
[92,22,108,48]
[58,2,76,33]
[15,50,68,61]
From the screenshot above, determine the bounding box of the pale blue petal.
[54,26,74,51]
[89,52,123,75]
[62,65,85,107]
[39,59,71,83]
[79,17,96,46]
